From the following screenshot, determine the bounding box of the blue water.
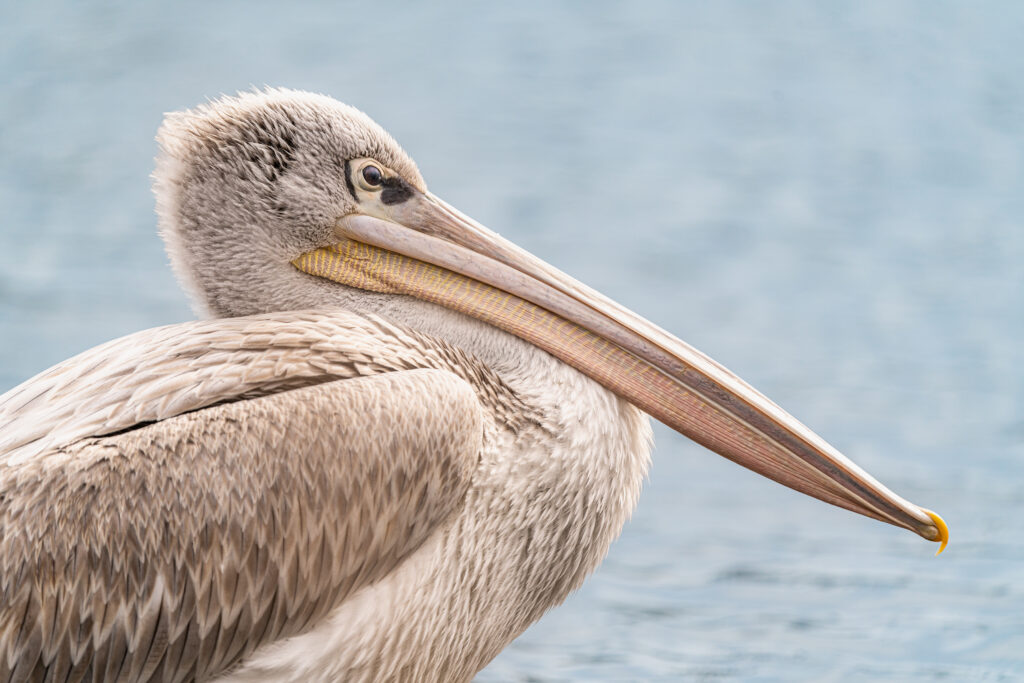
[2,2,1021,680]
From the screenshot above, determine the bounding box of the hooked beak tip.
[919,508,949,555]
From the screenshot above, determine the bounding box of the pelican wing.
[0,312,486,681]
[0,310,495,466]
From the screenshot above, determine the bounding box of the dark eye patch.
[381,176,414,205]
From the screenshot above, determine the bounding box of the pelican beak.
[293,187,948,553]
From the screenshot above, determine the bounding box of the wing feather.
[0,311,475,465]
[0,308,534,681]
[1,368,482,682]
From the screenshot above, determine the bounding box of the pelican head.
[154,88,946,550]
[155,89,426,317]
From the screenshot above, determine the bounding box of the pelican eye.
[361,164,384,188]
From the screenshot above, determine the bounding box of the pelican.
[0,89,946,682]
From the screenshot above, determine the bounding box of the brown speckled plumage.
[0,311,540,681]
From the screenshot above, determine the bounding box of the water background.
[2,2,1021,680]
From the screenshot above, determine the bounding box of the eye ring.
[358,163,384,190]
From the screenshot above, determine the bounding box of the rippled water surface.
[2,2,1022,680]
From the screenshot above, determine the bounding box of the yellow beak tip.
[921,508,949,555]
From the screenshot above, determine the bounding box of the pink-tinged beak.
[294,185,948,553]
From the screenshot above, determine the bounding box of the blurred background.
[1,1,1021,680]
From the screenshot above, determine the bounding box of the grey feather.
[1,368,483,681]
